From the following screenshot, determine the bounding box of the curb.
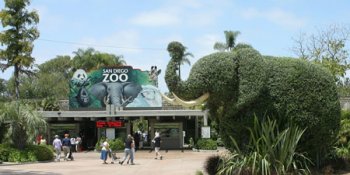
[0,160,54,166]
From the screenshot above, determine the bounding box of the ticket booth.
[150,122,183,149]
[96,120,128,141]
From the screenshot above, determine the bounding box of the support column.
[203,110,209,126]
[195,116,198,140]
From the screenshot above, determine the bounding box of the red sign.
[96,121,123,128]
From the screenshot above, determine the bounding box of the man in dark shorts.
[153,132,162,160]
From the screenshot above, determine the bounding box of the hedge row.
[0,144,54,162]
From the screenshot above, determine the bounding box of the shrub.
[0,144,54,162]
[95,137,125,152]
[264,57,340,163]
[109,138,124,151]
[0,144,12,161]
[7,150,22,162]
[196,139,217,150]
[341,110,350,120]
[204,155,221,175]
[216,138,224,147]
[221,57,340,165]
[330,110,350,170]
[26,145,54,161]
[217,116,311,175]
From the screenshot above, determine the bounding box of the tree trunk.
[14,65,20,100]
[12,123,27,150]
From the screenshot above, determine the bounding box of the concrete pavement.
[0,149,224,175]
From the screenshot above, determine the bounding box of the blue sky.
[1,0,349,92]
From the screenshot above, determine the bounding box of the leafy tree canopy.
[72,47,126,72]
[292,24,350,82]
[0,0,39,100]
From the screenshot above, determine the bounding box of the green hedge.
[0,144,54,162]
[196,139,217,150]
[109,138,124,151]
[95,137,125,152]
[265,57,340,160]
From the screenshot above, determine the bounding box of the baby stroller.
[108,148,118,164]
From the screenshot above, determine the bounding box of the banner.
[69,66,162,109]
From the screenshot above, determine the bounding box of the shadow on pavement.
[0,170,60,175]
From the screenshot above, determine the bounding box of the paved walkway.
[0,149,224,175]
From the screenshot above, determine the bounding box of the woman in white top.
[100,138,109,164]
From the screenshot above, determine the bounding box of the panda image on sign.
[71,69,91,107]
[71,69,88,86]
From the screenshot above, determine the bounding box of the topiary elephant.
[164,41,340,162]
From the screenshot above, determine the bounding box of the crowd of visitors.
[35,130,163,164]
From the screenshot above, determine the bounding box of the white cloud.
[130,0,225,28]
[131,8,181,27]
[241,7,306,29]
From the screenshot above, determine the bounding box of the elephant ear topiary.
[264,57,340,162]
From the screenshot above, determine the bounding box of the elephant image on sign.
[88,82,142,107]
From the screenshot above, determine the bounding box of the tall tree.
[0,0,40,100]
[214,30,241,52]
[166,41,193,79]
[72,48,125,72]
[36,55,72,99]
[292,24,350,82]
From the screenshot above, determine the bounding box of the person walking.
[100,138,109,164]
[52,135,62,162]
[40,136,47,145]
[153,131,163,160]
[62,134,71,161]
[76,136,82,152]
[127,136,135,164]
[70,137,76,152]
[133,132,140,151]
[119,134,134,165]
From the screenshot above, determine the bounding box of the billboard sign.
[69,66,162,109]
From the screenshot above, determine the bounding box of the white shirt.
[102,141,109,151]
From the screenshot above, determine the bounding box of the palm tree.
[72,48,126,72]
[0,101,47,150]
[166,41,193,79]
[95,53,126,69]
[214,30,241,52]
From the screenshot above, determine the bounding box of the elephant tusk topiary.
[172,92,210,107]
[160,93,177,105]
[161,93,209,107]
